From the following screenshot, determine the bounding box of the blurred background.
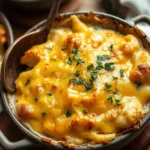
[0,0,150,150]
[0,0,150,38]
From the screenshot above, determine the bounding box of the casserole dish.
[0,11,14,114]
[0,12,14,73]
[0,12,150,150]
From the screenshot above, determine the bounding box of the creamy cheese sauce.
[15,15,150,145]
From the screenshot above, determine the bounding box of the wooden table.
[0,0,150,150]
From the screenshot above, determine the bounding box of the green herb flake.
[73,55,78,61]
[62,46,67,50]
[25,79,30,86]
[74,70,81,77]
[66,109,72,117]
[72,49,79,55]
[87,63,94,70]
[96,64,103,70]
[104,62,115,70]
[108,44,113,51]
[34,97,39,102]
[115,99,121,105]
[41,112,47,117]
[83,81,92,90]
[74,104,79,107]
[66,57,72,65]
[94,26,100,30]
[76,59,85,65]
[69,78,77,84]
[90,73,98,81]
[83,109,88,114]
[107,95,113,104]
[120,69,124,77]
[134,82,142,89]
[97,55,111,63]
[45,46,52,50]
[104,55,111,59]
[97,55,106,62]
[93,69,99,73]
[113,76,118,79]
[47,92,52,96]
[76,78,83,85]
[105,82,112,91]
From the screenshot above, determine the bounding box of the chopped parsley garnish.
[134,82,142,89]
[69,78,83,85]
[115,99,121,105]
[93,68,99,73]
[105,82,112,91]
[41,112,47,117]
[34,97,39,102]
[76,58,85,65]
[113,76,118,79]
[66,109,72,117]
[76,78,83,85]
[107,95,113,104]
[96,64,103,70]
[83,109,88,114]
[66,57,72,65]
[108,44,113,51]
[74,70,81,77]
[25,79,30,86]
[73,55,78,61]
[104,62,115,70]
[87,63,94,70]
[94,26,100,30]
[120,69,124,77]
[72,49,79,55]
[83,81,92,90]
[90,73,98,81]
[62,46,67,50]
[47,92,52,96]
[45,46,52,50]
[69,78,77,84]
[97,55,110,62]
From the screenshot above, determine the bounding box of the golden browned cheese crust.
[15,15,150,145]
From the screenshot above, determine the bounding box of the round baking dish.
[0,12,14,48]
[0,11,14,114]
[0,12,150,150]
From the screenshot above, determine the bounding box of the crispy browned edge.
[6,12,150,149]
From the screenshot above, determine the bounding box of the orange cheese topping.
[15,15,150,145]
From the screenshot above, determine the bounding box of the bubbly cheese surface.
[15,15,150,145]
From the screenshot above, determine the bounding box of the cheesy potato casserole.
[15,15,150,146]
[0,24,6,69]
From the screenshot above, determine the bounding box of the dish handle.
[130,15,150,25]
[0,131,38,150]
[0,99,39,149]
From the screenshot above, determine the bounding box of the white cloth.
[119,0,150,37]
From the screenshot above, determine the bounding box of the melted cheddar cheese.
[15,15,150,145]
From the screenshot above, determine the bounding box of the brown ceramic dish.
[0,12,150,150]
[0,11,14,114]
